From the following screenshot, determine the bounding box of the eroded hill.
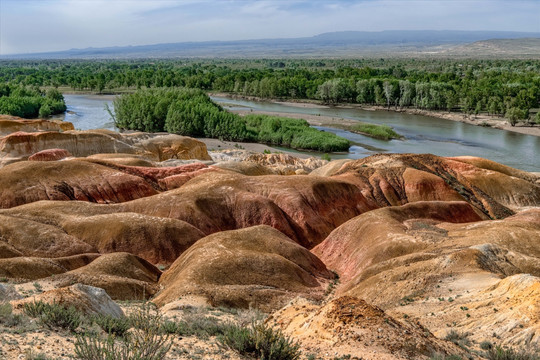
[0,116,538,359]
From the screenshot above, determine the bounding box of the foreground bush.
[218,322,301,360]
[485,346,539,360]
[161,315,229,339]
[0,302,23,328]
[22,300,81,332]
[92,314,130,337]
[75,303,171,360]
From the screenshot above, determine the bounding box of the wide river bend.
[54,94,540,172]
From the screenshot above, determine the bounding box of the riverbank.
[231,108,360,128]
[362,105,540,137]
[196,137,316,159]
[211,93,540,138]
[58,89,540,137]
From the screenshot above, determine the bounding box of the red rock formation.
[28,148,72,161]
[131,133,212,161]
[0,130,212,165]
[11,283,124,318]
[270,296,467,360]
[0,160,159,208]
[0,254,99,280]
[85,160,212,191]
[121,171,375,247]
[0,214,97,257]
[312,203,540,348]
[313,201,483,284]
[51,253,161,300]
[331,153,540,218]
[0,131,140,165]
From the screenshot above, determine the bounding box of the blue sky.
[1,0,539,55]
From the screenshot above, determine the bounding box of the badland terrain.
[0,114,538,359]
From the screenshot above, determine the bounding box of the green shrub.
[112,89,350,152]
[218,322,301,360]
[160,319,181,334]
[481,341,494,350]
[160,313,230,339]
[75,303,172,360]
[23,349,52,360]
[349,123,401,140]
[22,301,51,318]
[444,330,471,348]
[113,88,251,140]
[39,305,81,331]
[22,300,81,332]
[429,355,463,360]
[0,302,23,327]
[0,84,66,118]
[218,324,254,355]
[93,314,131,337]
[485,346,539,360]
[74,332,171,360]
[245,114,350,152]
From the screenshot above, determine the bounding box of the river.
[55,94,540,172]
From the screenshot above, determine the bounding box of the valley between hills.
[0,114,539,359]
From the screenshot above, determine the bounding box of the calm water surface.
[57,94,540,172]
[214,96,540,172]
[53,94,116,130]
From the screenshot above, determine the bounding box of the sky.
[1,0,539,55]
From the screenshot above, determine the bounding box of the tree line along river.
[54,94,540,172]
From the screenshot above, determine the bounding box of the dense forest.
[1,58,539,125]
[0,84,66,118]
[113,88,350,152]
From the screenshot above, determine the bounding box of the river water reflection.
[213,96,540,172]
[56,94,540,172]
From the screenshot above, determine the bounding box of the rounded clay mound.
[52,253,161,300]
[0,160,159,208]
[61,212,205,265]
[154,225,334,311]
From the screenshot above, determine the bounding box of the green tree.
[505,107,527,126]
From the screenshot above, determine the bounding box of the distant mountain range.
[4,30,540,59]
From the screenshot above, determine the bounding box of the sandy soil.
[197,137,315,159]
[0,293,246,360]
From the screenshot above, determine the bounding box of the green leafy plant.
[485,346,539,360]
[0,302,23,327]
[22,300,49,318]
[218,322,301,360]
[93,314,131,337]
[444,330,471,348]
[22,300,82,332]
[349,123,401,140]
[75,303,172,360]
